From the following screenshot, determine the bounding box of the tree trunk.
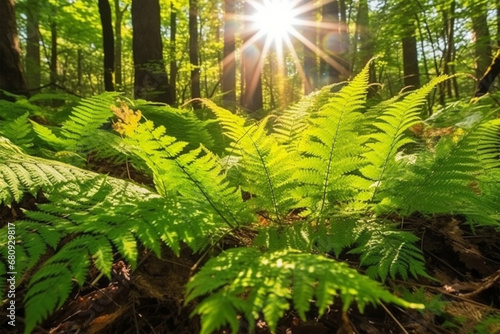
[471,0,492,78]
[114,0,126,88]
[301,0,317,94]
[131,0,173,104]
[402,21,420,90]
[241,0,263,112]
[222,0,236,108]
[50,19,58,84]
[189,0,201,103]
[169,3,177,105]
[99,0,114,91]
[26,0,41,90]
[320,0,340,85]
[0,0,27,95]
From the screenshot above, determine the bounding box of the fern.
[350,221,428,281]
[273,83,338,152]
[384,116,500,226]
[361,76,450,205]
[121,118,253,228]
[30,93,121,160]
[296,63,371,220]
[186,247,423,334]
[202,100,298,223]
[0,112,34,151]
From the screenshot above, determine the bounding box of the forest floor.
[1,190,500,334]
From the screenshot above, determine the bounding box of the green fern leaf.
[361,76,450,204]
[296,63,371,220]
[187,248,423,333]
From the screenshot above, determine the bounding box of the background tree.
[222,0,237,108]
[189,0,201,103]
[0,0,27,95]
[98,0,114,91]
[241,0,263,112]
[131,0,173,103]
[25,0,41,90]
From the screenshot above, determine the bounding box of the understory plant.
[0,63,499,333]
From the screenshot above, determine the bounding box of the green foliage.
[186,248,423,334]
[1,64,499,333]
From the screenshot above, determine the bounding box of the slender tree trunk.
[50,19,58,84]
[189,0,201,104]
[99,0,114,91]
[169,3,177,105]
[320,0,340,85]
[26,0,40,90]
[338,0,350,76]
[443,0,457,99]
[77,48,82,89]
[114,0,126,88]
[301,0,317,94]
[402,21,420,90]
[471,0,492,78]
[131,0,173,103]
[222,0,236,108]
[497,0,500,47]
[0,0,26,95]
[241,0,263,112]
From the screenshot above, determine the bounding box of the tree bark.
[131,0,173,103]
[241,0,263,112]
[320,0,340,85]
[402,21,420,90]
[189,0,201,104]
[99,0,114,91]
[471,0,492,78]
[26,0,41,90]
[222,0,236,108]
[301,0,317,94]
[169,3,177,105]
[0,0,27,95]
[114,0,126,88]
[50,19,58,84]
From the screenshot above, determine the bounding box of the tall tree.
[98,0,114,91]
[400,2,420,90]
[189,0,201,103]
[222,0,236,108]
[49,16,58,84]
[25,0,41,89]
[320,0,340,85]
[0,0,27,95]
[169,3,177,105]
[301,0,317,94]
[241,0,263,112]
[131,0,173,103]
[114,0,127,88]
[471,0,492,78]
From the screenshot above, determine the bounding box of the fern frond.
[201,100,299,223]
[186,248,423,333]
[0,112,34,151]
[296,63,371,219]
[361,76,450,204]
[273,84,338,152]
[123,119,252,228]
[31,92,121,155]
[350,221,428,281]
[384,118,499,226]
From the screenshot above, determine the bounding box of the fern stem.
[249,137,282,224]
[319,103,348,223]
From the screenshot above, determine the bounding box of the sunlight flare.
[250,0,300,43]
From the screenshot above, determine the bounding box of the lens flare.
[251,0,299,42]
